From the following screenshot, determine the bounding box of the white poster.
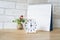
[27,4,51,31]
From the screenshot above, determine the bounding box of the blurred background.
[0,0,60,29]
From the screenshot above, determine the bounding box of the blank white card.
[27,4,51,31]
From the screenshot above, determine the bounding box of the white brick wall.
[0,1,15,8]
[0,8,4,14]
[54,7,60,14]
[0,15,5,22]
[4,16,14,22]
[0,0,27,29]
[53,0,60,28]
[4,22,17,29]
[0,0,16,2]
[53,0,60,3]
[29,0,48,4]
[48,0,60,28]
[16,0,27,3]
[5,9,26,16]
[0,23,3,29]
[16,3,27,9]
[53,19,60,28]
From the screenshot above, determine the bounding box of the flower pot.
[17,24,23,30]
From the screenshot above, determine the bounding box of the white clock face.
[25,19,37,33]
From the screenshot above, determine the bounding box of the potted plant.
[12,15,26,30]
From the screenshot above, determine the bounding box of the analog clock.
[25,19,37,33]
